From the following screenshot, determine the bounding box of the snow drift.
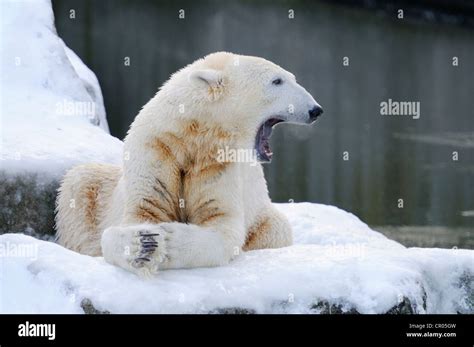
[0,0,121,177]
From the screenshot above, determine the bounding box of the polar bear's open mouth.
[255,117,285,162]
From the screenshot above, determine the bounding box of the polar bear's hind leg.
[56,163,121,256]
[243,206,292,251]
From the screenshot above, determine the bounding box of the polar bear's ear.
[189,69,222,85]
[188,69,225,100]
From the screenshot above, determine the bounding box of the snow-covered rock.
[0,0,122,176]
[1,203,472,314]
[0,0,122,235]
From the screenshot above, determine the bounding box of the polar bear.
[56,52,323,276]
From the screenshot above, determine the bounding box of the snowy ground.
[1,203,472,314]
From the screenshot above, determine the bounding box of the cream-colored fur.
[56,52,321,276]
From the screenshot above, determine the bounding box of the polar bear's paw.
[131,229,167,270]
[101,224,168,277]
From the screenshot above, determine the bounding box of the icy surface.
[0,0,122,178]
[1,203,472,314]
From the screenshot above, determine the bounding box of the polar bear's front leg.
[101,224,166,277]
[101,222,240,276]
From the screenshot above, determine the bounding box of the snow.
[1,203,472,314]
[0,0,122,178]
[64,46,109,133]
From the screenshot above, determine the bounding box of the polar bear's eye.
[272,78,283,86]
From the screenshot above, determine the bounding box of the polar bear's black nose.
[309,106,323,122]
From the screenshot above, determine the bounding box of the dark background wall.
[52,0,474,242]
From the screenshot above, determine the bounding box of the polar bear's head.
[162,52,323,162]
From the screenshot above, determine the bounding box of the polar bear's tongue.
[256,118,284,162]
